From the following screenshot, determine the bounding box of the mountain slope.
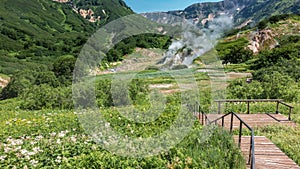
[0,0,133,75]
[166,0,300,26]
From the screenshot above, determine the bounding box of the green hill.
[166,0,300,26]
[0,0,133,75]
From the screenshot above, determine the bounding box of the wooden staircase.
[197,112,299,169]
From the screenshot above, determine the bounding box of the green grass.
[0,97,245,168]
[0,74,9,80]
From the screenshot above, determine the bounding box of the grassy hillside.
[218,14,300,102]
[0,0,134,76]
[0,0,94,74]
[235,0,300,24]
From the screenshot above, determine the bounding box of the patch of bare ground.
[0,77,9,88]
[95,48,164,75]
[226,72,252,80]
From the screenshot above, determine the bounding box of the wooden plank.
[234,136,300,169]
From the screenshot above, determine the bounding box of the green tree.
[1,70,35,99]
[227,78,264,99]
[52,55,77,85]
[260,72,298,102]
[34,71,60,87]
[220,45,253,64]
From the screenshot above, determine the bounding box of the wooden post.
[218,101,221,114]
[249,136,253,165]
[230,113,234,133]
[239,121,242,148]
[276,101,279,114]
[289,108,292,121]
[222,116,224,127]
[247,101,250,114]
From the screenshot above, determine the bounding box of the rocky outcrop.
[0,77,9,88]
[247,29,278,53]
[52,0,101,23]
[79,9,101,22]
[167,0,299,27]
[167,0,256,26]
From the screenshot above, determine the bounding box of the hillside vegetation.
[0,0,134,76]
[0,0,299,167]
[215,14,300,102]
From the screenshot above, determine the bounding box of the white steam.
[161,15,233,69]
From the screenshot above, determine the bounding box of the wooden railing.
[209,112,255,169]
[192,101,255,169]
[214,99,294,120]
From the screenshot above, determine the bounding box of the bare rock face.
[247,29,278,53]
[52,0,101,23]
[0,77,9,88]
[167,0,256,26]
[79,9,101,22]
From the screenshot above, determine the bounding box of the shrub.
[20,84,72,110]
[52,55,77,85]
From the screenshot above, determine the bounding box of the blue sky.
[124,0,221,13]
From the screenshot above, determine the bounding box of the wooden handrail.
[215,99,283,103]
[209,112,255,169]
[278,101,294,108]
[214,99,294,120]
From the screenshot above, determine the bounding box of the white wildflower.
[91,145,97,150]
[56,139,61,144]
[14,146,21,151]
[58,132,65,138]
[20,149,29,155]
[55,156,62,163]
[30,159,38,166]
[30,141,37,145]
[28,151,36,156]
[10,139,23,146]
[4,147,12,153]
[35,135,43,141]
[50,132,56,137]
[0,155,7,161]
[58,130,69,138]
[70,136,77,142]
[33,147,42,153]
